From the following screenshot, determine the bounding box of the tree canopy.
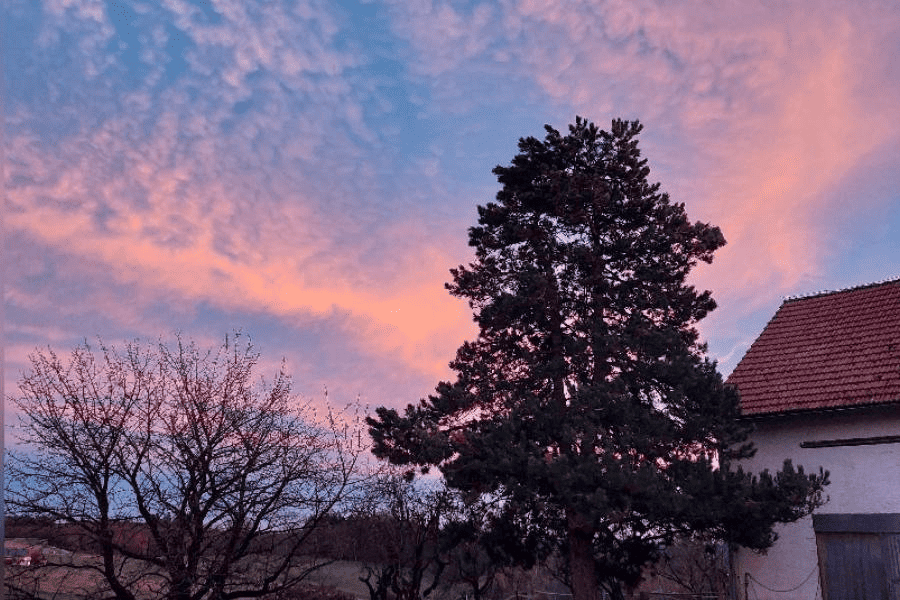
[368,118,827,600]
[9,334,362,600]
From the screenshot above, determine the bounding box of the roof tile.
[726,280,900,415]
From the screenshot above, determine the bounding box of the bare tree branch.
[8,334,364,600]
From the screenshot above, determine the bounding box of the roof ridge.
[783,276,900,303]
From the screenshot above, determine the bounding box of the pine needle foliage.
[368,118,827,600]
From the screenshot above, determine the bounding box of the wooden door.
[816,532,900,600]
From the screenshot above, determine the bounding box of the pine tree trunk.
[567,511,602,600]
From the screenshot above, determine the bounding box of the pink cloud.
[8,0,480,393]
[389,0,900,300]
[157,0,360,106]
[386,0,496,76]
[15,0,900,404]
[7,104,474,387]
[376,0,900,370]
[682,11,899,301]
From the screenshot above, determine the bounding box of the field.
[4,554,569,600]
[6,549,404,600]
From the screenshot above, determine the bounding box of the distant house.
[727,279,900,600]
[5,539,47,566]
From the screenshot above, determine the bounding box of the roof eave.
[739,398,900,421]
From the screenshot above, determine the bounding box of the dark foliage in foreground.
[369,118,828,600]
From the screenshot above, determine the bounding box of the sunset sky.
[3,0,900,423]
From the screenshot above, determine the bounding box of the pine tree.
[368,118,827,600]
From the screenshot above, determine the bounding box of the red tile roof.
[727,279,900,416]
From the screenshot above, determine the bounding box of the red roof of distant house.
[727,279,900,416]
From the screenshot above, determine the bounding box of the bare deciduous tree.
[653,537,729,599]
[8,334,363,600]
[354,475,451,600]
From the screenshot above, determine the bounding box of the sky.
[3,0,900,429]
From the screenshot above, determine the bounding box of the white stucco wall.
[731,407,900,600]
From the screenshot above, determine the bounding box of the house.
[726,278,900,600]
[5,539,47,566]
